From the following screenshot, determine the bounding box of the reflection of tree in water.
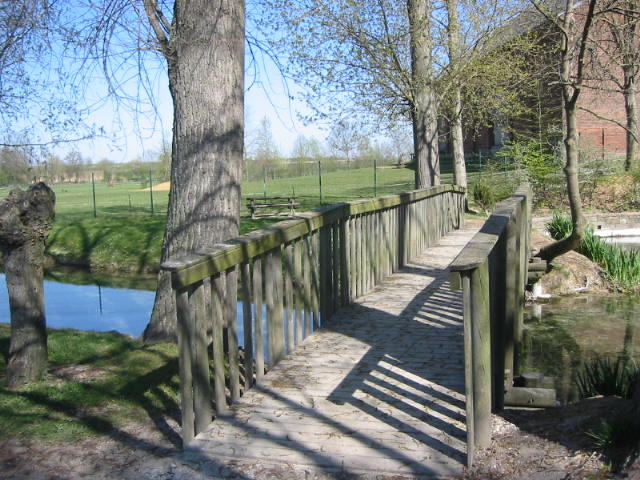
[520,295,640,405]
[520,310,582,404]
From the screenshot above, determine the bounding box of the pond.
[520,294,640,404]
[0,268,157,338]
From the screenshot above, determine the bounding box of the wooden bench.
[247,196,300,219]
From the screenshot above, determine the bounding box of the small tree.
[0,183,55,388]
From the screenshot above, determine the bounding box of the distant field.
[1,166,445,217]
[0,166,458,273]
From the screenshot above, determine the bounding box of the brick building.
[456,2,637,160]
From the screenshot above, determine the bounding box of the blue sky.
[63,50,327,163]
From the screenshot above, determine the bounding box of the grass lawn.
[0,323,180,443]
[2,166,459,273]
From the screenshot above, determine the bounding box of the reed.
[547,213,640,290]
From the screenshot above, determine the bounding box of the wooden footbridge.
[163,184,533,479]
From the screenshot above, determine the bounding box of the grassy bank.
[3,166,445,274]
[0,323,180,443]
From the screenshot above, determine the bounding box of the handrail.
[164,184,467,445]
[450,183,532,467]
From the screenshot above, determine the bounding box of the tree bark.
[623,64,638,171]
[408,0,440,189]
[537,0,594,262]
[143,0,244,343]
[0,183,55,388]
[446,0,467,189]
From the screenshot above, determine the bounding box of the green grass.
[0,323,180,443]
[1,166,460,273]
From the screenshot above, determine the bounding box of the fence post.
[91,172,97,218]
[149,170,155,215]
[318,160,323,205]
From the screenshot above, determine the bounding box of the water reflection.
[521,294,640,403]
[0,269,156,338]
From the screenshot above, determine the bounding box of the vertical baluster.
[303,235,312,337]
[332,222,340,312]
[319,225,331,322]
[253,257,265,383]
[176,287,195,444]
[211,273,228,416]
[240,261,254,389]
[340,219,349,306]
[284,243,294,353]
[312,232,321,329]
[225,267,240,403]
[266,247,285,367]
[293,240,303,344]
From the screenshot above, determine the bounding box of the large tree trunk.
[0,183,55,388]
[143,0,244,343]
[446,0,467,189]
[408,0,440,189]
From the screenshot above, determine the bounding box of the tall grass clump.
[547,213,640,290]
[577,356,640,472]
[576,356,638,399]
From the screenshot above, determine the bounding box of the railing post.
[462,261,492,460]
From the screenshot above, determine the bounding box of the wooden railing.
[450,184,532,467]
[163,185,467,444]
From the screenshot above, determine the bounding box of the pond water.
[0,269,157,338]
[520,294,640,404]
[0,269,267,348]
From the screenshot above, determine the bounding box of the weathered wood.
[164,186,466,288]
[319,226,331,322]
[253,257,265,382]
[266,248,285,366]
[303,235,312,338]
[293,240,303,344]
[240,262,254,389]
[284,243,294,352]
[225,267,240,403]
[211,273,228,416]
[461,272,475,467]
[191,281,213,434]
[163,185,472,451]
[469,261,492,450]
[176,288,195,444]
[332,222,340,311]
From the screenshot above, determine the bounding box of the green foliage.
[496,140,563,207]
[576,356,638,399]
[547,212,573,240]
[471,180,496,212]
[547,214,640,290]
[588,414,640,473]
[0,324,180,442]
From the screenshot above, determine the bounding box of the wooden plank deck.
[182,224,482,479]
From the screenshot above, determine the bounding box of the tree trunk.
[408,0,440,189]
[446,0,467,189]
[624,64,638,171]
[0,183,55,388]
[143,0,244,343]
[537,0,589,262]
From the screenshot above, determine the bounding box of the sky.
[62,52,328,164]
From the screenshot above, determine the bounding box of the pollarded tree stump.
[0,182,55,388]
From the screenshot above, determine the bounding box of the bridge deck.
[183,224,481,479]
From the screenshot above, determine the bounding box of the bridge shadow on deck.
[184,248,469,479]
